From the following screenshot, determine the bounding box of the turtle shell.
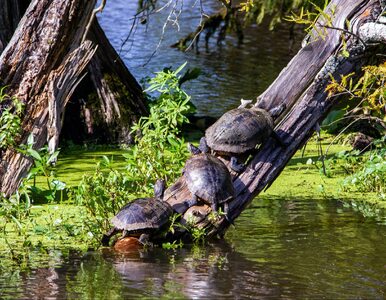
[205,108,274,154]
[111,198,173,233]
[183,153,234,205]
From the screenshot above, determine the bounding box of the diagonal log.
[163,0,385,238]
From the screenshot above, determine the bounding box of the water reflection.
[2,198,385,299]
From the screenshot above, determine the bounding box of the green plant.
[342,147,386,195]
[162,240,183,250]
[124,62,195,191]
[74,62,197,236]
[0,87,24,150]
[74,156,134,233]
[18,134,65,203]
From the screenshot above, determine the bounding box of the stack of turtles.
[103,100,286,247]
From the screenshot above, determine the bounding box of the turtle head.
[187,143,202,155]
[154,179,166,200]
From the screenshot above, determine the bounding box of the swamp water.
[1,198,386,299]
[1,0,386,298]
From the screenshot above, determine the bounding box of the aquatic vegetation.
[342,145,386,196]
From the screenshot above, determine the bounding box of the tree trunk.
[61,19,148,144]
[0,0,98,195]
[162,0,386,239]
[0,0,148,146]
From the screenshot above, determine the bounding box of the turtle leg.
[272,131,286,147]
[120,230,130,239]
[187,143,201,155]
[101,227,118,246]
[138,234,152,247]
[174,195,198,214]
[230,156,246,173]
[223,202,234,225]
[211,202,218,213]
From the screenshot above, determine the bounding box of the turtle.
[182,144,235,221]
[202,100,286,172]
[101,179,173,246]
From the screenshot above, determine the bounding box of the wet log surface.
[161,0,386,240]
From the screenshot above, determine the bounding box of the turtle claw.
[230,156,245,173]
[101,227,118,246]
[223,203,234,226]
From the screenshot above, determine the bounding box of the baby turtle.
[101,179,173,246]
[183,144,235,220]
[203,101,286,172]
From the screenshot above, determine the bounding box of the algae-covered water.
[1,198,386,299]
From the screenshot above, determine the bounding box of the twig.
[81,0,107,43]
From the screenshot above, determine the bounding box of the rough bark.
[61,19,148,144]
[162,0,386,239]
[0,0,148,146]
[0,0,98,195]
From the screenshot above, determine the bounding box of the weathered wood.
[63,19,148,144]
[163,0,385,239]
[0,0,148,146]
[0,0,98,195]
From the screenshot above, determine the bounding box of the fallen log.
[160,0,386,240]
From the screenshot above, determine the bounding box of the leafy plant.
[240,0,328,30]
[124,62,195,191]
[325,62,386,134]
[74,63,197,235]
[18,134,64,203]
[342,147,386,195]
[73,156,134,233]
[0,87,24,151]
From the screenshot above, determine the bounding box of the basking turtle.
[203,101,286,172]
[101,179,173,246]
[183,144,235,220]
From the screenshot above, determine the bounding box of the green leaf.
[27,148,42,161]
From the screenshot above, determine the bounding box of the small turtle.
[203,101,286,172]
[183,144,235,220]
[101,179,173,246]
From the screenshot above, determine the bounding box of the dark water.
[1,198,386,299]
[97,0,300,117]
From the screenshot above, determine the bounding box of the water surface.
[98,0,301,117]
[1,198,385,299]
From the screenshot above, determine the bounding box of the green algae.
[2,133,384,267]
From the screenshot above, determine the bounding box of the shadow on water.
[2,198,386,299]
